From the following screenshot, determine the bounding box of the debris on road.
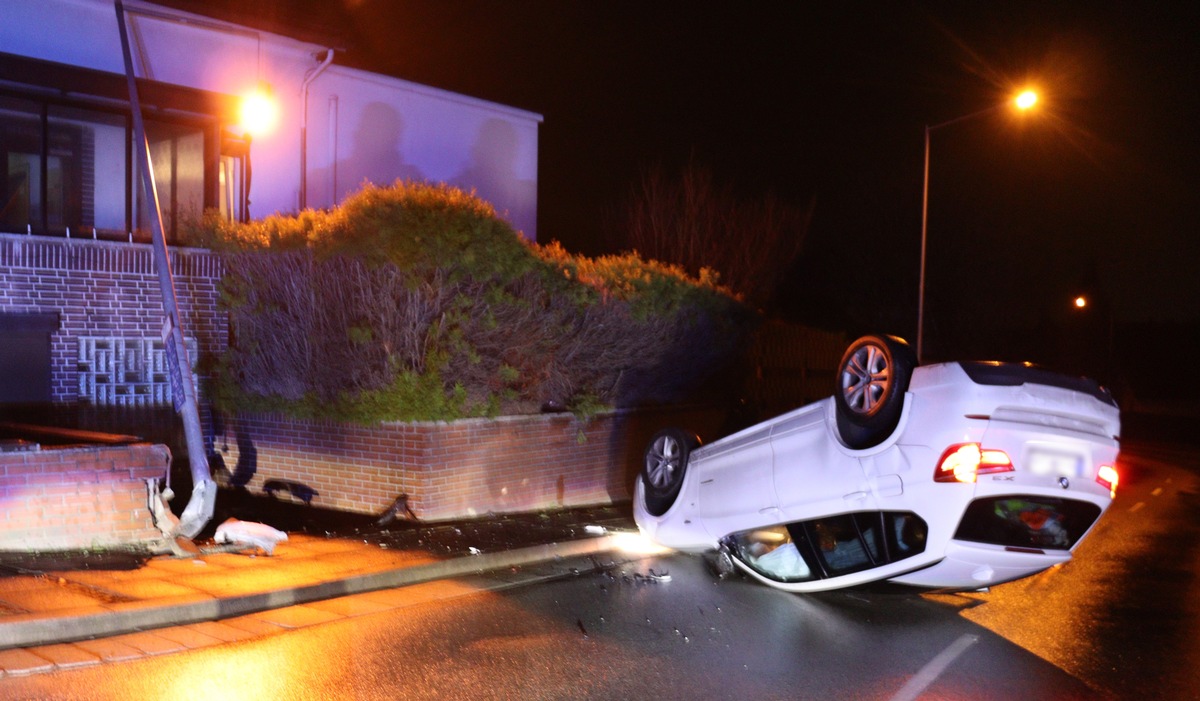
[214,518,289,555]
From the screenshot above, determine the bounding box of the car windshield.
[953,496,1102,550]
[725,512,928,583]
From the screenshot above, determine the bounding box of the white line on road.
[1129,502,1145,513]
[889,633,979,701]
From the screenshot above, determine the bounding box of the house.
[0,0,542,407]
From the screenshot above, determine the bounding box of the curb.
[0,534,626,651]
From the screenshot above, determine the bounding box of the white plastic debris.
[468,546,482,555]
[584,525,607,535]
[214,518,289,555]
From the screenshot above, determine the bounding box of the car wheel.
[641,428,698,517]
[834,335,916,449]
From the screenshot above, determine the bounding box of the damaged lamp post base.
[147,476,218,556]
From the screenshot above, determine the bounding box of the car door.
[695,421,777,540]
[770,399,878,521]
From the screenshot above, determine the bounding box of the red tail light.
[935,443,1014,483]
[1096,464,1118,498]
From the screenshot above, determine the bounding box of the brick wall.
[0,443,168,550]
[0,233,225,404]
[218,406,727,521]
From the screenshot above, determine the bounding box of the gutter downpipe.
[114,0,215,539]
[300,49,335,210]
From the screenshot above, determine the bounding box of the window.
[135,120,206,242]
[45,105,127,238]
[220,132,250,223]
[953,496,1101,551]
[724,511,928,583]
[1,96,41,233]
[726,525,813,583]
[0,55,245,245]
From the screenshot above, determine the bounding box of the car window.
[807,514,879,573]
[953,496,1102,550]
[726,526,815,583]
[724,512,927,583]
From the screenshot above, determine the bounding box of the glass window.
[1,96,42,234]
[135,120,206,244]
[806,514,881,574]
[954,496,1101,551]
[726,525,815,583]
[220,133,250,223]
[3,70,244,244]
[46,106,128,238]
[724,512,928,583]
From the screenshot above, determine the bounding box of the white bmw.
[633,335,1121,592]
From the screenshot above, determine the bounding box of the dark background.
[161,0,1200,406]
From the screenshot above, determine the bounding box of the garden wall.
[0,442,167,550]
[215,406,729,521]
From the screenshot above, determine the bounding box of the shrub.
[197,181,752,423]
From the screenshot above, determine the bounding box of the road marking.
[1151,487,1163,497]
[889,633,979,701]
[1129,502,1145,513]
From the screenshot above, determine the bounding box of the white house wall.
[0,0,542,239]
[306,67,540,238]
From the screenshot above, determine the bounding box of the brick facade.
[0,443,167,550]
[217,406,727,522]
[0,233,225,404]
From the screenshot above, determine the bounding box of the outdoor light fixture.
[239,82,280,137]
[917,88,1039,362]
[1075,295,1088,309]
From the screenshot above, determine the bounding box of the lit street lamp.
[917,89,1038,362]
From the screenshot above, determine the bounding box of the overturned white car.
[634,335,1121,592]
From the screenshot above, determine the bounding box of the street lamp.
[917,89,1038,362]
[239,82,280,138]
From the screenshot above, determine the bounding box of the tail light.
[935,443,1014,483]
[1096,464,1119,498]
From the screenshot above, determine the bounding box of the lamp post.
[917,90,1037,362]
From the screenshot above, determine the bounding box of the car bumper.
[884,539,1073,590]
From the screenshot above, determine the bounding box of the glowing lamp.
[1097,465,1119,498]
[1015,90,1038,110]
[239,85,280,137]
[1074,296,1088,309]
[935,443,1014,483]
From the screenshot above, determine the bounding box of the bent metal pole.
[114,0,215,538]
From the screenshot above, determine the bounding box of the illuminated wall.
[0,0,542,239]
[217,407,727,521]
[0,442,166,550]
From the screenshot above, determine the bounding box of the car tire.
[641,428,699,517]
[834,335,916,449]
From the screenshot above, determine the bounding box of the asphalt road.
[1,442,1194,700]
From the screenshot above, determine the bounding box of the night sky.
[162,1,1200,393]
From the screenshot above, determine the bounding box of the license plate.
[1026,449,1083,478]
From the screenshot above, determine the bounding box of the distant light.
[1015,90,1038,110]
[239,85,280,137]
[1074,296,1088,309]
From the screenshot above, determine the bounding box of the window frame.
[0,52,241,245]
[722,511,929,584]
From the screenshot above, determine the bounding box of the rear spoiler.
[957,361,1118,408]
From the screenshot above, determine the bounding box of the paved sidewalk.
[0,505,649,678]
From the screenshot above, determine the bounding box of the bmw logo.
[1059,477,1070,490]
